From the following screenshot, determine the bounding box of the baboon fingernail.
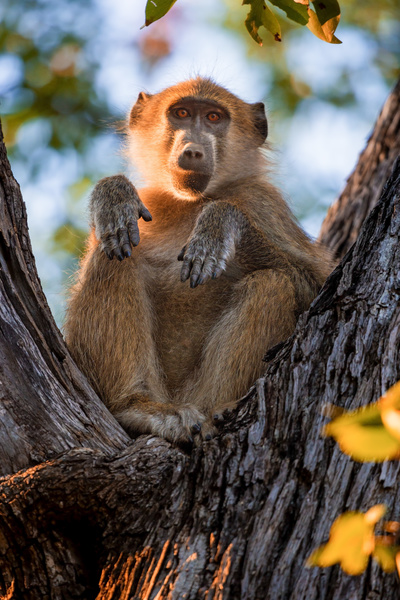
[191,423,201,433]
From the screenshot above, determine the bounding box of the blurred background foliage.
[0,0,399,324]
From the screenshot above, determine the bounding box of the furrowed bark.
[0,83,399,600]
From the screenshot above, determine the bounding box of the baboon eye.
[207,112,221,122]
[175,108,190,118]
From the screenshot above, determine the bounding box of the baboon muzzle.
[174,142,214,194]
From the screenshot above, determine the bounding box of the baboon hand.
[90,175,152,261]
[178,229,236,288]
[177,201,239,287]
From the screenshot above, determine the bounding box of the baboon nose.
[179,143,206,170]
[184,145,204,160]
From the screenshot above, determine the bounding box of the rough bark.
[0,81,399,600]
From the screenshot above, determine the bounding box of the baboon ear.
[129,91,152,128]
[251,102,268,143]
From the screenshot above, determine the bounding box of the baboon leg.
[65,247,204,442]
[180,270,297,435]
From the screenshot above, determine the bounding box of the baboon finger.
[190,257,204,288]
[180,255,193,282]
[197,256,216,285]
[177,245,187,261]
[213,413,225,424]
[211,265,224,280]
[117,228,131,257]
[139,205,152,222]
[121,244,131,258]
[102,233,120,260]
[127,221,140,246]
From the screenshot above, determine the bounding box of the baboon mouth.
[172,169,211,194]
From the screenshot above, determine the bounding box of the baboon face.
[167,97,230,196]
[128,78,268,199]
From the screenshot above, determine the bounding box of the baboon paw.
[213,412,225,425]
[97,204,152,261]
[193,421,218,446]
[178,239,230,288]
[158,408,206,444]
[177,406,207,436]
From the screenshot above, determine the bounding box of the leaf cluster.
[144,0,341,44]
[309,381,400,577]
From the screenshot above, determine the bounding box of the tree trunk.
[0,81,399,600]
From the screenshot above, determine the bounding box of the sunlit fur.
[65,77,333,443]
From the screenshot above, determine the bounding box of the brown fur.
[65,77,333,443]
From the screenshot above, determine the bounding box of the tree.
[0,78,399,599]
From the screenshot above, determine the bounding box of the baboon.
[65,77,332,443]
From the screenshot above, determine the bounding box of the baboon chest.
[141,238,234,392]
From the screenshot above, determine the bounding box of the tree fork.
[0,82,399,599]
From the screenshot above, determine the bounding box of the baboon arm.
[179,200,290,281]
[181,200,326,313]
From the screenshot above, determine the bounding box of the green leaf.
[269,0,309,26]
[243,0,282,45]
[307,3,341,43]
[312,0,340,26]
[144,0,178,27]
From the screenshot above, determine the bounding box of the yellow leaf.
[380,381,400,441]
[373,542,399,573]
[306,7,341,44]
[396,552,400,577]
[365,505,387,525]
[323,402,400,462]
[307,506,386,575]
